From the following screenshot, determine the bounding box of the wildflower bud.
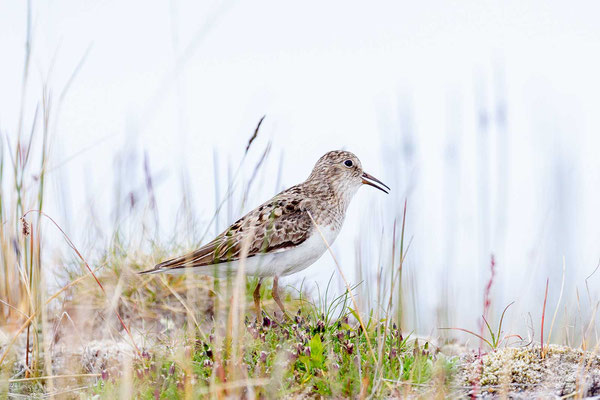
[316,320,325,332]
[263,316,271,328]
[344,342,354,355]
[21,218,30,236]
[141,350,150,360]
[101,369,108,380]
[169,363,176,375]
[203,359,213,368]
[303,347,311,357]
[389,348,397,359]
[260,351,268,363]
[336,331,345,341]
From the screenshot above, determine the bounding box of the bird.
[140,150,389,320]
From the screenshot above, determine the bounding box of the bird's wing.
[141,187,313,274]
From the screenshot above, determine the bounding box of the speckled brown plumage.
[152,191,313,271]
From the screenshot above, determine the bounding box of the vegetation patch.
[457,344,600,398]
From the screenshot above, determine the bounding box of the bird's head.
[307,150,389,203]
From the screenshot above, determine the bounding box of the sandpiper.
[140,150,389,319]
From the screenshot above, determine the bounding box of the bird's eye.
[344,159,353,167]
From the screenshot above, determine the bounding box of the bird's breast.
[310,223,340,247]
[285,224,340,272]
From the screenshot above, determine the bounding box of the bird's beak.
[361,172,390,194]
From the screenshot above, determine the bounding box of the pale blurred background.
[1,0,600,339]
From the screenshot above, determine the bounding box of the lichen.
[456,344,600,397]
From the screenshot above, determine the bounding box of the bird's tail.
[138,257,182,275]
[138,254,201,275]
[139,242,221,275]
[139,258,185,275]
[138,266,164,275]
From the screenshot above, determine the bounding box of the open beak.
[361,172,390,194]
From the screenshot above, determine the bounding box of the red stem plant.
[541,278,549,359]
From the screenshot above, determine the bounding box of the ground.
[3,270,600,399]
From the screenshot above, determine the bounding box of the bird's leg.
[272,276,292,321]
[253,278,263,321]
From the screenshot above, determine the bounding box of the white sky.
[1,0,600,336]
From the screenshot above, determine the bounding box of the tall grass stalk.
[396,199,407,329]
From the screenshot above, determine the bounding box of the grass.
[0,65,449,395]
[442,302,520,352]
[0,82,450,395]
[1,112,596,396]
[1,232,453,398]
[3,5,600,398]
[0,82,597,400]
[77,279,453,399]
